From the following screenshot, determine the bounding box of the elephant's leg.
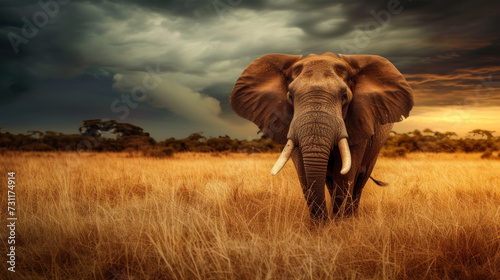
[326,175,347,217]
[325,176,336,209]
[344,173,369,216]
[346,124,393,215]
[328,143,365,218]
[346,148,383,215]
[291,148,307,188]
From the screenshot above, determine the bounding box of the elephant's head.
[230,53,413,201]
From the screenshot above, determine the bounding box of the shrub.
[481,151,493,159]
[382,147,407,158]
[144,147,175,158]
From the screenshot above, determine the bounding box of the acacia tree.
[423,128,433,134]
[79,119,117,137]
[79,119,155,151]
[468,129,495,140]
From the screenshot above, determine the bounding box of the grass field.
[1,152,499,279]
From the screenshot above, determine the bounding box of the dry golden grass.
[1,152,499,279]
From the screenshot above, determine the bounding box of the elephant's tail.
[370,176,389,187]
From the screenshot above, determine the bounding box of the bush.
[382,147,407,158]
[481,151,493,159]
[144,147,175,158]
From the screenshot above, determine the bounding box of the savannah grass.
[1,152,499,279]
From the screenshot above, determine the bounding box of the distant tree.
[443,131,457,138]
[468,129,495,140]
[79,119,117,137]
[186,133,206,142]
[27,131,43,138]
[42,131,64,150]
[114,122,149,137]
[434,131,444,138]
[0,132,14,149]
[206,135,236,152]
[423,128,433,134]
[121,135,155,151]
[78,119,155,151]
[410,129,422,136]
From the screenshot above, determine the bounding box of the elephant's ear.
[340,54,414,145]
[230,54,302,144]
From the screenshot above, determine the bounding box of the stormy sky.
[1,0,499,140]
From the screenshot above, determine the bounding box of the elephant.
[229,52,413,223]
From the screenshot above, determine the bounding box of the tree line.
[0,119,283,157]
[383,128,499,158]
[0,119,498,158]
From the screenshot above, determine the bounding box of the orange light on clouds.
[394,106,500,136]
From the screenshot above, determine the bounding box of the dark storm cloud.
[349,0,500,75]
[1,1,103,101]
[0,0,499,138]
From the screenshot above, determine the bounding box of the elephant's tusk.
[271,139,294,175]
[339,138,351,175]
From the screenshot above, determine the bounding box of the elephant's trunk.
[302,144,330,221]
[295,112,349,221]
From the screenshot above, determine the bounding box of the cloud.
[112,71,221,122]
[404,66,500,107]
[0,0,499,139]
[111,69,257,138]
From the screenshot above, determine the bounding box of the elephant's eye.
[291,65,303,79]
[287,91,293,103]
[341,90,348,102]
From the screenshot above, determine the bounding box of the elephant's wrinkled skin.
[230,53,413,223]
